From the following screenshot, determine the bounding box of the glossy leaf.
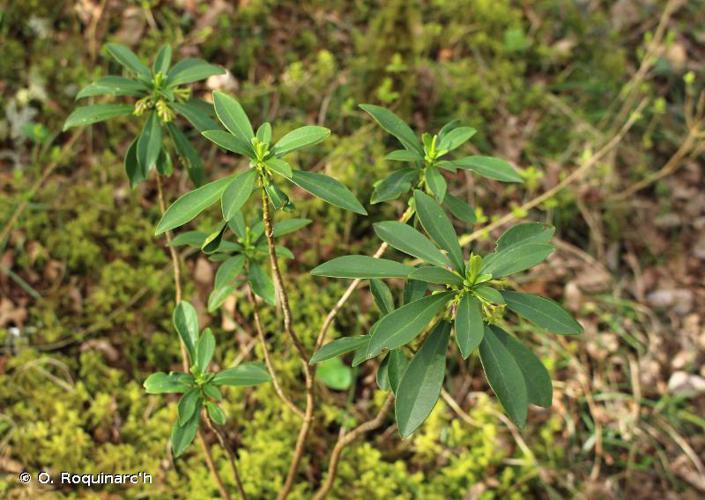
[453,156,523,183]
[480,244,553,278]
[473,285,505,305]
[479,325,528,427]
[385,149,422,162]
[172,100,219,132]
[136,112,162,173]
[271,125,330,156]
[213,91,254,142]
[386,349,409,394]
[413,190,464,272]
[105,43,151,80]
[370,168,417,204]
[444,194,476,224]
[408,266,462,286]
[171,413,199,457]
[395,322,449,437]
[206,402,226,425]
[373,220,450,268]
[273,218,311,237]
[144,372,191,394]
[202,129,253,157]
[63,103,133,130]
[368,292,452,356]
[167,58,224,87]
[265,158,293,179]
[403,279,427,305]
[214,255,246,290]
[496,222,554,251]
[491,326,552,408]
[290,170,367,215]
[502,290,583,335]
[178,388,201,425]
[173,301,199,362]
[212,363,271,386]
[359,104,422,153]
[437,126,476,153]
[167,124,204,186]
[76,76,148,99]
[310,336,369,364]
[249,263,276,306]
[425,166,447,202]
[170,231,207,247]
[124,138,146,188]
[370,279,394,314]
[311,255,414,279]
[455,294,484,358]
[155,174,234,234]
[153,44,172,74]
[221,169,257,221]
[207,285,236,313]
[195,328,215,373]
[256,122,272,144]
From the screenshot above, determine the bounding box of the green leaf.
[212,363,272,386]
[265,181,289,210]
[359,104,422,154]
[105,43,151,80]
[370,279,394,315]
[473,285,505,304]
[153,44,172,74]
[202,130,253,157]
[124,138,146,188]
[368,292,452,356]
[408,266,462,286]
[370,168,417,204]
[373,221,450,268]
[76,76,148,99]
[265,158,293,179]
[502,290,583,335]
[386,349,409,394]
[290,170,367,215]
[310,336,369,365]
[275,245,294,259]
[376,353,391,390]
[311,255,413,279]
[479,325,528,427]
[272,125,330,156]
[444,194,476,224]
[172,100,219,132]
[170,231,207,247]
[221,169,257,221]
[316,357,353,391]
[200,223,227,254]
[136,112,162,173]
[455,294,484,359]
[63,103,133,130]
[491,326,552,408]
[203,384,223,401]
[167,124,204,186]
[496,222,554,251]
[249,263,276,306]
[385,149,422,162]
[206,402,226,425]
[403,279,427,305]
[438,119,461,140]
[195,328,215,373]
[170,413,199,458]
[156,148,173,176]
[480,244,554,278]
[413,190,464,272]
[167,58,224,87]
[213,91,254,143]
[155,174,235,235]
[453,156,523,183]
[256,122,272,144]
[214,255,246,290]
[437,126,476,153]
[425,166,447,202]
[395,321,449,437]
[173,301,199,362]
[207,285,236,313]
[144,372,191,394]
[272,218,311,237]
[178,388,201,425]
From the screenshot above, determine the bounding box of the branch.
[313,394,394,500]
[245,284,304,419]
[258,186,315,500]
[206,417,248,500]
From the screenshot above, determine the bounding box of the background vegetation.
[1,0,704,498]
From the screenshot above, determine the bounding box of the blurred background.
[1,0,704,498]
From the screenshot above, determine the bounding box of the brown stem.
[246,284,304,418]
[258,186,315,500]
[206,417,248,500]
[313,394,394,500]
[156,175,232,500]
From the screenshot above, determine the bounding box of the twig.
[156,175,232,500]
[258,186,315,500]
[313,394,394,500]
[245,284,304,418]
[1,130,83,247]
[206,417,248,500]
